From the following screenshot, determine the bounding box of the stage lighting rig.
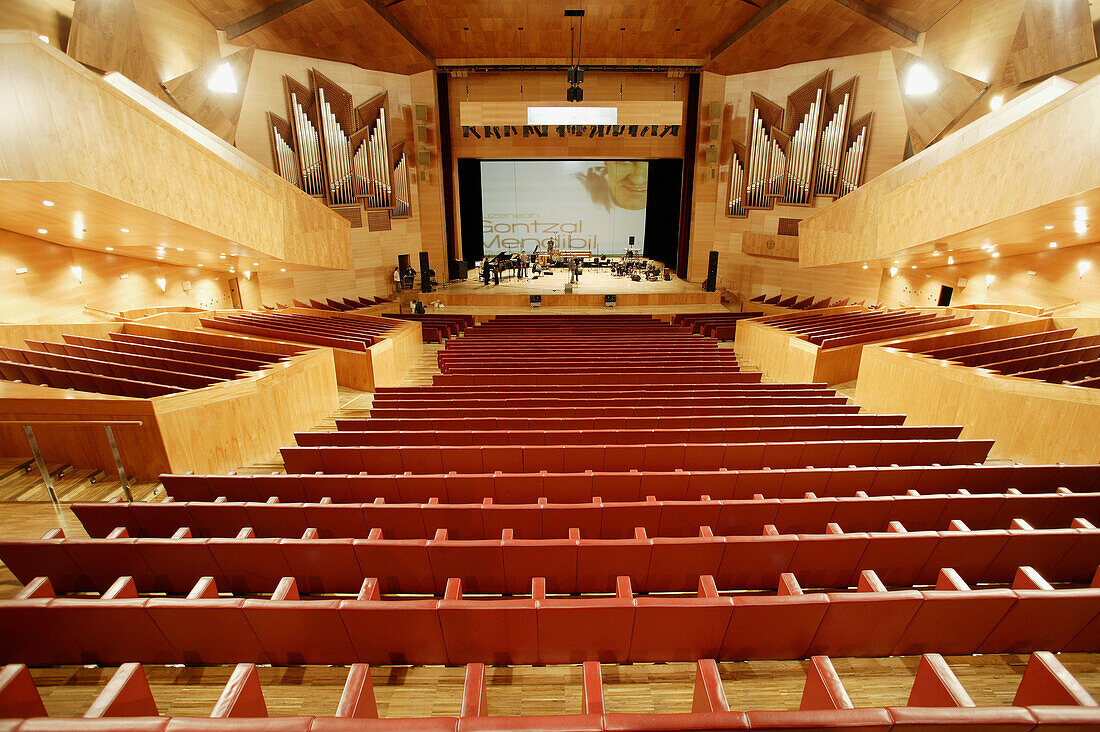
[565,10,585,103]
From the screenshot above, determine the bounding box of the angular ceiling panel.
[163,47,255,144]
[891,48,989,153]
[1003,0,1098,86]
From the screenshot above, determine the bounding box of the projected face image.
[604,161,649,210]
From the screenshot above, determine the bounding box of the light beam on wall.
[904,64,939,96]
[70,266,82,284]
[156,277,167,292]
[207,62,238,94]
[527,106,617,125]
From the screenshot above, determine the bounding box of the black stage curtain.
[642,158,683,269]
[456,158,484,265]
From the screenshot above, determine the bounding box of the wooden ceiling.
[183,0,969,74]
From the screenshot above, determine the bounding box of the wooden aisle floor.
[19,655,1100,718]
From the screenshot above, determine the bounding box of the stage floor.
[441,267,700,296]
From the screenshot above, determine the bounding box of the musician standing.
[518,250,528,279]
[482,258,491,286]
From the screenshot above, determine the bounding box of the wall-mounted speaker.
[416,125,428,142]
[419,251,431,293]
[415,104,428,121]
[708,101,721,119]
[707,123,720,141]
[530,295,542,308]
[418,150,430,167]
[705,147,718,164]
[605,294,617,308]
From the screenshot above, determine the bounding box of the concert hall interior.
[2,0,1100,728]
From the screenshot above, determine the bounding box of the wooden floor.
[21,655,1100,718]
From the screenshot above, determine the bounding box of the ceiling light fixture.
[105,246,114,251]
[1044,225,1054,230]
[989,94,1003,110]
[42,200,54,207]
[992,252,1000,258]
[176,247,184,252]
[36,228,47,234]
[119,274,129,279]
[15,267,28,275]
[120,228,129,233]
[1049,242,1058,248]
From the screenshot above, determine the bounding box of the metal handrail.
[3,420,143,503]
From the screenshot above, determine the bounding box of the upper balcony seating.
[763,310,974,349]
[200,312,398,351]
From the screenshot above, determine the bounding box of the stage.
[400,268,726,315]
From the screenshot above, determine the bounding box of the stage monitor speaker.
[449,260,468,280]
[704,250,719,292]
[419,252,431,293]
[530,295,542,308]
[605,294,616,308]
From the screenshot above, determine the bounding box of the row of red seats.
[346,412,903,432]
[369,391,845,410]
[0,346,220,390]
[69,491,1100,540]
[766,310,975,350]
[0,359,182,398]
[389,313,474,342]
[28,339,245,380]
[158,464,1100,503]
[432,372,763,385]
[4,521,1095,595]
[750,293,859,309]
[3,652,1096,730]
[279,439,995,475]
[296,425,965,448]
[199,312,390,352]
[1,565,1096,666]
[669,312,764,340]
[65,333,284,371]
[367,402,858,418]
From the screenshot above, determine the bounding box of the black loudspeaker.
[605,294,617,308]
[449,260,468,280]
[530,295,542,308]
[419,252,431,293]
[628,236,635,247]
[937,285,954,307]
[704,250,719,292]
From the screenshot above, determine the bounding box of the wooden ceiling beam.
[708,0,917,67]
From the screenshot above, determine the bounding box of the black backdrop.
[642,158,683,269]
[456,158,684,267]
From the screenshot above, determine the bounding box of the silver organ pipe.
[816,93,849,197]
[318,88,356,206]
[291,92,323,196]
[767,138,785,200]
[392,154,410,217]
[351,138,369,199]
[272,125,299,187]
[839,126,867,198]
[746,109,765,208]
[782,87,822,205]
[368,119,382,207]
[727,150,747,217]
[379,109,392,207]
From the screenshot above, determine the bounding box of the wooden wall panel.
[0,228,262,324]
[447,72,688,159]
[741,233,799,260]
[0,34,349,272]
[855,339,1100,464]
[879,243,1100,317]
[67,0,167,101]
[0,0,73,51]
[798,75,1092,268]
[863,0,964,31]
[687,52,901,302]
[163,48,255,144]
[232,47,432,303]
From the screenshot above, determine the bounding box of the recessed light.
[1049,242,1058,248]
[120,228,129,233]
[989,94,1003,110]
[15,267,28,275]
[197,263,204,267]
[280,268,286,272]
[992,252,1000,258]
[119,274,129,279]
[176,247,184,252]
[105,246,114,251]
[910,265,917,269]
[252,262,259,266]
[42,200,54,207]
[932,251,940,256]
[861,264,868,270]
[156,255,164,260]
[1044,225,1054,230]
[947,256,955,265]
[36,228,48,234]
[38,35,49,44]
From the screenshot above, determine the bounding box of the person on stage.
[482,258,491,286]
[518,250,528,279]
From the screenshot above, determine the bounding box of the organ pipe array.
[727,71,871,217]
[267,72,413,227]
